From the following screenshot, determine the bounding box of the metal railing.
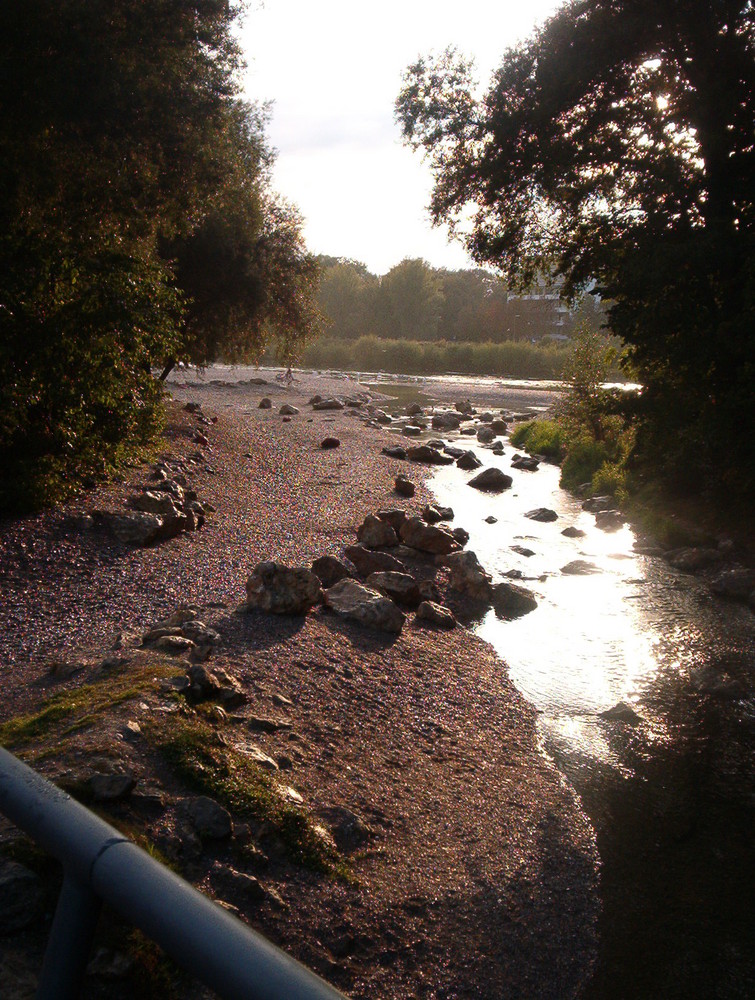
[0,746,348,1000]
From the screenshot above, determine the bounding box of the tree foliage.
[397,0,755,494]
[0,0,319,509]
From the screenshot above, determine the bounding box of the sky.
[238,0,563,276]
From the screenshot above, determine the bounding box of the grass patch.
[146,714,339,874]
[509,419,564,459]
[0,657,182,750]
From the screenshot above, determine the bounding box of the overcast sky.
[238,0,563,275]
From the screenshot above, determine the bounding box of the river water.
[373,378,755,999]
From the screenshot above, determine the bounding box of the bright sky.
[239,0,563,275]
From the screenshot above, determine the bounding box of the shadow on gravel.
[212,607,310,650]
[316,610,402,652]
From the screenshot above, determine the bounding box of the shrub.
[509,419,564,459]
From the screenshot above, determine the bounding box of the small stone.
[279,404,299,415]
[321,436,341,449]
[491,581,538,618]
[416,601,456,628]
[599,701,641,723]
[323,579,405,633]
[561,526,586,538]
[485,516,498,524]
[88,773,136,802]
[258,397,272,409]
[182,796,233,839]
[311,555,352,588]
[561,560,601,575]
[245,562,321,615]
[357,514,399,548]
[402,425,422,437]
[456,451,482,471]
[151,635,196,655]
[511,545,535,557]
[313,398,345,411]
[394,474,415,498]
[344,544,405,576]
[382,445,406,459]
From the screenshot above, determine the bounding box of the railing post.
[36,874,102,1000]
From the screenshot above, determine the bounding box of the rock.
[182,796,233,839]
[130,490,183,517]
[406,403,423,416]
[381,445,406,459]
[242,746,279,771]
[318,806,372,851]
[248,715,291,733]
[485,516,498,524]
[245,562,321,615]
[400,516,461,555]
[491,441,505,455]
[365,571,421,606]
[455,399,474,415]
[320,436,341,449]
[525,507,558,522]
[394,474,415,497]
[431,411,463,430]
[491,581,538,618]
[357,514,399,548]
[312,555,352,588]
[416,601,456,628]
[0,861,45,933]
[187,664,246,707]
[595,510,625,532]
[193,431,209,447]
[561,560,601,575]
[308,394,323,404]
[456,451,482,471]
[323,579,405,633]
[443,445,464,458]
[468,468,513,491]
[423,503,454,524]
[102,511,164,546]
[561,526,586,538]
[511,454,540,471]
[259,397,272,409]
[279,404,299,415]
[376,508,407,532]
[402,425,422,437]
[665,547,723,572]
[88,772,136,802]
[710,568,755,602]
[477,426,496,444]
[445,550,492,600]
[417,579,441,602]
[179,620,222,646]
[184,402,202,413]
[582,495,614,513]
[490,418,508,434]
[344,544,405,576]
[406,445,454,465]
[511,545,535,557]
[600,701,641,723]
[313,398,345,411]
[150,634,195,655]
[451,526,469,546]
[210,863,268,902]
[426,438,446,449]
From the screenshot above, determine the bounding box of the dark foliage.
[397,0,755,495]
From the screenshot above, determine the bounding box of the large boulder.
[323,579,405,633]
[582,496,615,513]
[406,445,454,465]
[468,468,513,491]
[344,544,405,577]
[365,571,421,606]
[400,516,461,555]
[710,568,755,602]
[445,550,492,600]
[491,581,538,618]
[476,426,496,444]
[525,507,558,522]
[394,474,415,497]
[595,510,625,532]
[665,547,722,572]
[245,562,321,615]
[99,511,165,546]
[431,411,463,431]
[357,514,399,548]
[312,555,352,588]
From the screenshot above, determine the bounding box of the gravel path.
[0,371,598,998]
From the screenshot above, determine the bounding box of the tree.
[316,258,379,340]
[0,0,319,509]
[397,0,755,494]
[376,258,445,340]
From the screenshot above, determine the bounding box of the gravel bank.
[0,371,598,998]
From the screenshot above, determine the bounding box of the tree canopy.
[397,0,755,493]
[0,0,319,509]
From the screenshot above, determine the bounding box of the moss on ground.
[146,713,339,874]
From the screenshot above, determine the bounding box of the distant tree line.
[316,256,604,343]
[0,0,319,510]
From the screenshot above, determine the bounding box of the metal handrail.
[0,746,348,1000]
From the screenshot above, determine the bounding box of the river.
[372,376,755,999]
